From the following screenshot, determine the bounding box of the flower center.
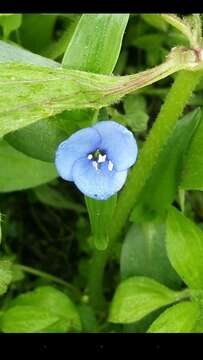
[87,149,114,172]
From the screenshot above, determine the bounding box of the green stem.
[88,250,107,310]
[88,70,203,310]
[15,264,81,302]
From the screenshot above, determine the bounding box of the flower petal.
[55,127,101,181]
[72,157,128,200]
[93,120,138,171]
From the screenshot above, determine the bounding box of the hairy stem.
[88,70,203,310]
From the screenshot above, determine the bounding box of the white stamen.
[92,161,98,170]
[87,154,93,160]
[98,154,106,163]
[108,160,114,171]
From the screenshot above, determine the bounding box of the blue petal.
[55,127,101,181]
[93,120,138,171]
[72,157,128,200]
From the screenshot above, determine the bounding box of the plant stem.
[15,264,81,302]
[88,250,107,310]
[88,70,203,310]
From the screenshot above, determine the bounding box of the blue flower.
[55,120,138,200]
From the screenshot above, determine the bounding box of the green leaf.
[85,195,117,250]
[1,305,59,333]
[109,276,180,324]
[62,14,129,73]
[166,206,203,289]
[1,286,81,333]
[0,14,22,39]
[34,184,85,213]
[0,259,12,296]
[120,221,181,289]
[0,140,57,192]
[0,40,59,68]
[130,109,201,222]
[180,111,203,190]
[148,301,200,333]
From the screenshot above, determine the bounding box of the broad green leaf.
[120,221,181,289]
[2,286,81,333]
[130,109,201,222]
[0,40,59,68]
[166,206,203,289]
[19,14,57,54]
[0,140,57,192]
[34,184,85,213]
[148,301,199,333]
[0,14,22,39]
[109,276,180,324]
[180,111,203,190]
[1,305,59,333]
[85,195,117,250]
[5,14,129,160]
[0,259,12,296]
[62,14,129,73]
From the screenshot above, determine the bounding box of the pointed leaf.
[62,14,129,73]
[2,286,81,333]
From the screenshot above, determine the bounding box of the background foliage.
[1,13,203,333]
